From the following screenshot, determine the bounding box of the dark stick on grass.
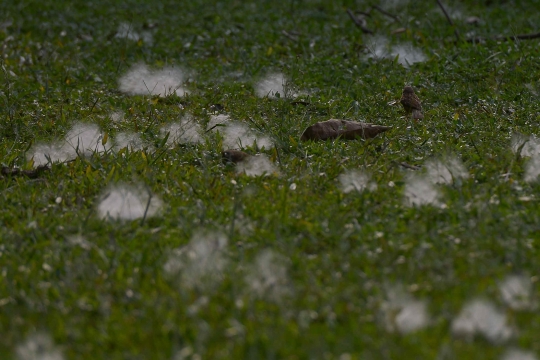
[140,189,153,226]
[205,123,225,133]
[346,9,374,34]
[398,162,421,171]
[89,97,100,112]
[436,0,461,42]
[371,5,400,23]
[0,165,50,179]
[246,117,266,133]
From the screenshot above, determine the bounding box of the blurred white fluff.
[425,157,469,185]
[512,135,540,182]
[511,134,540,157]
[380,286,430,334]
[338,169,377,193]
[255,72,289,98]
[366,36,426,67]
[525,156,540,183]
[233,214,255,237]
[64,123,109,155]
[28,143,71,166]
[208,114,272,149]
[499,275,536,311]
[404,174,442,207]
[160,115,203,145]
[15,332,64,360]
[109,111,124,123]
[403,156,468,206]
[245,250,291,302]
[500,349,538,360]
[451,299,513,343]
[221,122,272,149]
[163,231,228,291]
[119,63,187,97]
[28,122,109,166]
[366,36,391,60]
[236,154,278,177]
[207,114,230,128]
[97,183,162,221]
[115,22,153,44]
[394,300,430,334]
[391,43,427,66]
[114,132,147,151]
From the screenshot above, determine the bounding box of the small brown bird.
[400,86,423,120]
[222,149,250,164]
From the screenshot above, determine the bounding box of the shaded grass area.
[2,0,540,358]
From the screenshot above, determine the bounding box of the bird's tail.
[412,109,424,120]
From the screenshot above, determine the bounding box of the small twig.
[398,162,421,171]
[346,9,373,34]
[140,188,153,226]
[436,0,461,42]
[372,5,400,23]
[1,165,50,179]
[205,123,225,133]
[246,117,266,133]
[466,31,540,43]
[89,97,100,113]
[291,100,310,106]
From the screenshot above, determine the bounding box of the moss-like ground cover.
[1,0,540,358]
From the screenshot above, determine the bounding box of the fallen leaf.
[391,27,407,35]
[222,149,251,163]
[300,119,390,141]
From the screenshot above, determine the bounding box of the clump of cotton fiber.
[119,63,188,97]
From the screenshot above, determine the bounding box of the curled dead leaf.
[222,149,251,164]
[300,119,391,141]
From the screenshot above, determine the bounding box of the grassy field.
[2,0,540,358]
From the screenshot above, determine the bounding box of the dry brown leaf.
[300,119,391,141]
[222,149,251,163]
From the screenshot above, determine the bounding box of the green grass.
[2,0,540,359]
